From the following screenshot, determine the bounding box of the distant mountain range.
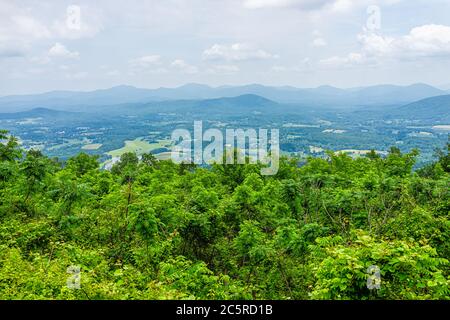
[393,94,450,121]
[0,95,281,118]
[98,94,282,116]
[0,107,79,119]
[0,83,447,113]
[2,92,449,122]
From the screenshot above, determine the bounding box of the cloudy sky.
[1,0,450,95]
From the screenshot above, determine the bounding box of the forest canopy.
[0,130,449,300]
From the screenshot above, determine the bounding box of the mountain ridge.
[0,107,81,119]
[394,94,450,121]
[0,83,446,113]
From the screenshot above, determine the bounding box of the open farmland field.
[106,138,173,158]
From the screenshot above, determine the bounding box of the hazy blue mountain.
[392,95,450,121]
[196,94,276,108]
[211,84,348,105]
[0,86,167,112]
[0,107,79,119]
[213,83,445,106]
[102,94,281,116]
[153,83,216,100]
[5,93,447,123]
[0,83,446,112]
[306,85,347,96]
[438,83,450,91]
[347,83,445,106]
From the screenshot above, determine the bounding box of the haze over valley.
[1,82,449,168]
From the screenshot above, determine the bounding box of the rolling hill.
[0,83,447,113]
[346,83,445,106]
[0,107,80,119]
[393,95,450,121]
[103,94,281,116]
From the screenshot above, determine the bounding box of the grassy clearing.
[47,139,90,151]
[106,138,173,158]
[337,149,388,156]
[82,143,103,150]
[155,152,172,160]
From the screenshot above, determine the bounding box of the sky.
[1,0,450,95]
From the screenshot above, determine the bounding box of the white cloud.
[320,24,450,68]
[171,59,198,74]
[65,71,88,80]
[0,2,102,41]
[319,52,367,68]
[404,24,450,53]
[243,0,333,10]
[0,2,103,63]
[27,68,45,75]
[312,30,322,37]
[48,43,79,59]
[0,3,51,58]
[206,65,240,75]
[312,37,327,47]
[243,0,403,13]
[358,32,395,57]
[203,43,277,61]
[130,55,162,68]
[271,65,288,72]
[9,15,51,40]
[148,68,168,74]
[329,0,354,13]
[0,2,103,60]
[30,55,51,65]
[361,24,450,58]
[106,70,120,77]
[294,57,313,71]
[0,41,28,58]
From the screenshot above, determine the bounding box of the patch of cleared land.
[309,146,324,153]
[17,118,43,125]
[155,152,172,161]
[102,139,173,170]
[106,138,173,158]
[47,138,91,151]
[317,120,332,126]
[82,143,103,150]
[25,144,45,151]
[323,129,347,134]
[337,149,388,156]
[432,125,450,131]
[408,131,433,137]
[283,123,320,128]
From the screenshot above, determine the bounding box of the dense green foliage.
[0,131,449,300]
